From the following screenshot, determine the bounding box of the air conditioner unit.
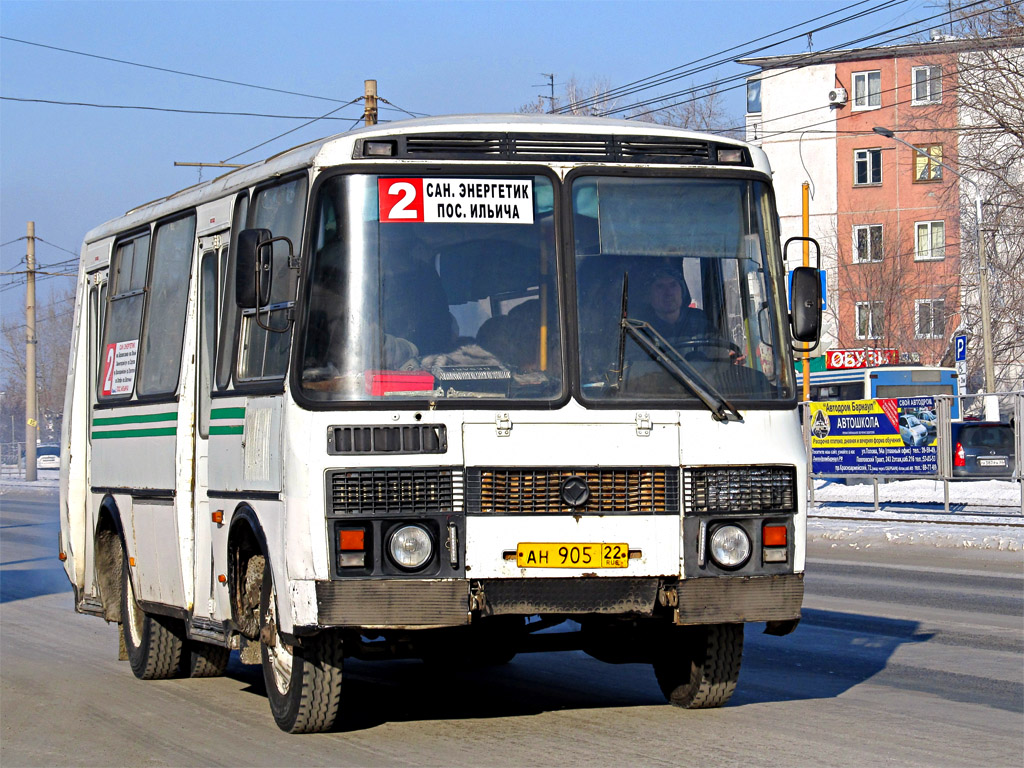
[828,88,848,106]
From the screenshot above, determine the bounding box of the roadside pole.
[25,221,37,482]
[801,182,810,403]
[363,80,378,126]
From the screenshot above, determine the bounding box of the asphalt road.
[2,489,1021,767]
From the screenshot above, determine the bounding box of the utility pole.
[25,221,37,481]
[801,182,811,403]
[539,73,557,113]
[363,80,378,127]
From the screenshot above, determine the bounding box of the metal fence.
[1,442,28,480]
[804,391,1023,515]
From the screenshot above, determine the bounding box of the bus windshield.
[299,173,563,402]
[574,176,795,403]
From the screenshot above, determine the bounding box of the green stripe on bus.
[209,425,244,435]
[210,407,246,420]
[91,427,178,439]
[93,411,177,426]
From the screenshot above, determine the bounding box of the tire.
[258,556,344,733]
[121,548,184,680]
[182,640,230,678]
[653,623,744,709]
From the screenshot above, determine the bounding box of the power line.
[221,97,363,163]
[35,238,79,258]
[0,35,358,105]
[0,36,428,118]
[618,0,1001,120]
[0,96,362,121]
[561,0,910,113]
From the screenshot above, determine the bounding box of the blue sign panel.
[954,335,967,362]
[810,396,938,475]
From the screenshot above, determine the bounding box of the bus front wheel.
[120,548,184,680]
[258,556,344,733]
[653,623,744,709]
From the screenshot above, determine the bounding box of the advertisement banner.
[810,396,938,475]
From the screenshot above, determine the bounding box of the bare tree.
[0,286,75,444]
[516,76,739,134]
[824,210,959,365]
[632,84,742,137]
[949,5,1024,393]
[517,75,622,116]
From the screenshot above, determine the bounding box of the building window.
[852,70,881,109]
[746,79,762,113]
[915,299,945,338]
[854,148,882,185]
[853,224,883,263]
[915,221,945,260]
[856,301,883,339]
[913,144,943,182]
[912,66,942,104]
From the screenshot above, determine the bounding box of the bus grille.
[466,467,679,515]
[328,469,463,515]
[683,466,796,515]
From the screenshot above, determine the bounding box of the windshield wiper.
[612,273,742,423]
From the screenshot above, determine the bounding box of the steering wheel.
[667,334,741,357]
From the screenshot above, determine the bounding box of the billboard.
[810,396,938,475]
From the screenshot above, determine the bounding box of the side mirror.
[235,228,273,309]
[790,266,822,345]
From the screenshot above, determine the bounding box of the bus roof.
[82,113,769,246]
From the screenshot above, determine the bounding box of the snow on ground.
[809,478,1023,553]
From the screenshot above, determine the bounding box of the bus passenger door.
[192,240,230,623]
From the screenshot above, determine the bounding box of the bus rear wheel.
[183,640,230,677]
[120,549,184,680]
[653,623,744,709]
[258,556,343,733]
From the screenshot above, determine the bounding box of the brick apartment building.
[740,35,1011,368]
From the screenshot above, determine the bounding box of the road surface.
[2,489,1021,766]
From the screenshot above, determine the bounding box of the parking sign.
[954,334,967,362]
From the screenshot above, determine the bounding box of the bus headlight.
[709,524,751,569]
[387,525,433,570]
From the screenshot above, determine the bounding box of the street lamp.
[872,126,997,419]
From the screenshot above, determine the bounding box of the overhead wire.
[220,97,363,163]
[0,96,363,120]
[618,0,1004,121]
[560,0,912,114]
[0,36,428,118]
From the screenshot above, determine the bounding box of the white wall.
[747,64,840,349]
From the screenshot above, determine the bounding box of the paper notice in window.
[101,339,139,396]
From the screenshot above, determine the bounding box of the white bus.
[59,114,822,732]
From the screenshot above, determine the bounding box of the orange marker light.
[211,509,224,524]
[339,529,365,551]
[217,574,227,583]
[128,556,136,567]
[763,524,787,547]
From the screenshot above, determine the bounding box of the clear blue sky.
[1,0,940,318]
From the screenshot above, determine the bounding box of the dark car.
[951,422,1017,479]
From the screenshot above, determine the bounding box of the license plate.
[516,542,629,568]
[978,458,1006,467]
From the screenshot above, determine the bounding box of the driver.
[639,264,745,365]
[641,265,713,341]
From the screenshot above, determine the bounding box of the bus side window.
[137,214,197,396]
[99,232,150,399]
[236,175,307,383]
[198,251,217,438]
[216,194,248,390]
